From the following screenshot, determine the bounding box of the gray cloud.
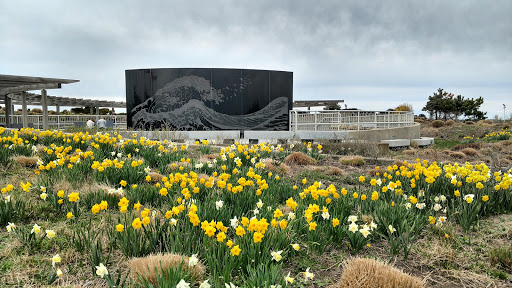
[1,0,510,117]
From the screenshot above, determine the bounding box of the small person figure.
[86,119,95,129]
[96,117,107,129]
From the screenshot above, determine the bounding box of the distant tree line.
[422,88,486,121]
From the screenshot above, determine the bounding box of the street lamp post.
[504,104,507,121]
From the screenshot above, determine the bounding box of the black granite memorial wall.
[126,68,293,130]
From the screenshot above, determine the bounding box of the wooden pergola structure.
[0,74,125,129]
[293,100,345,110]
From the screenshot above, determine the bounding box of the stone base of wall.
[121,123,421,144]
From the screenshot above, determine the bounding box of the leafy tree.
[394,103,413,112]
[422,89,486,120]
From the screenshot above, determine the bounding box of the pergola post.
[56,105,60,130]
[90,106,94,114]
[21,91,28,128]
[42,89,48,130]
[4,95,11,128]
[95,106,99,121]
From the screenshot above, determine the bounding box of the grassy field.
[0,123,511,287]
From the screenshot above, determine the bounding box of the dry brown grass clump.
[199,154,218,163]
[361,215,374,224]
[326,166,343,175]
[499,140,512,147]
[367,168,380,176]
[147,172,165,183]
[449,151,467,160]
[277,163,291,175]
[261,158,277,171]
[261,159,292,175]
[432,120,445,128]
[420,148,437,156]
[127,253,205,284]
[403,149,416,155]
[392,160,405,168]
[460,148,478,156]
[284,152,316,166]
[12,156,39,167]
[168,161,191,171]
[477,119,494,126]
[336,258,424,288]
[196,174,210,183]
[452,143,481,151]
[36,144,46,154]
[445,119,455,126]
[53,179,74,193]
[306,165,325,172]
[420,127,443,138]
[340,155,365,166]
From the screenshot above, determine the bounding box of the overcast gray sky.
[1,1,511,117]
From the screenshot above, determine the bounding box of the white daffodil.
[51,254,61,267]
[348,215,358,223]
[188,254,199,267]
[433,204,442,211]
[45,229,56,239]
[303,268,314,280]
[215,200,224,210]
[31,224,41,234]
[95,263,108,278]
[359,228,371,238]
[284,271,294,283]
[230,216,239,228]
[176,279,190,288]
[271,250,283,262]
[348,222,358,233]
[6,222,16,232]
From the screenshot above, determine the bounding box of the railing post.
[357,111,360,130]
[289,110,292,132]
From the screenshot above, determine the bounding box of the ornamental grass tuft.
[127,253,205,284]
[284,152,316,166]
[336,258,424,288]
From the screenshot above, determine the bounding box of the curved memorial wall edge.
[126,68,293,131]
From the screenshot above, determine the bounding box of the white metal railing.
[289,110,414,131]
[0,115,127,130]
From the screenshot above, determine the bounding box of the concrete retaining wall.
[347,123,421,142]
[122,123,421,143]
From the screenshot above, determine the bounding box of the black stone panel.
[126,68,293,131]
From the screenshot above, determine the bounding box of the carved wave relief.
[131,75,289,131]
